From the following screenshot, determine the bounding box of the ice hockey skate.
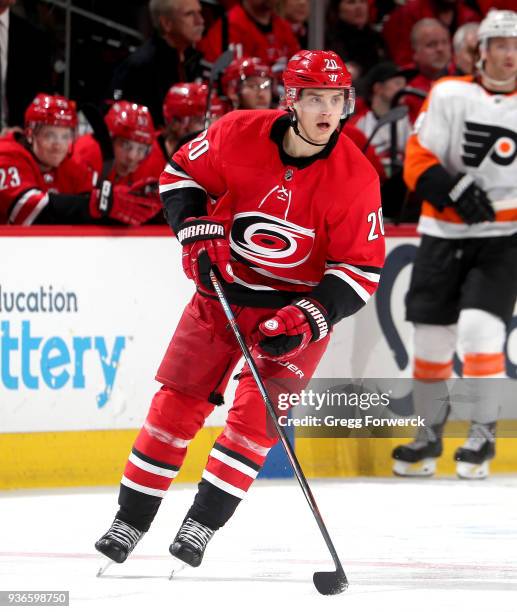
[95,517,144,575]
[169,518,215,568]
[392,425,444,477]
[455,422,496,480]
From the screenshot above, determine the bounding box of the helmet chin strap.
[476,55,517,90]
[289,109,330,147]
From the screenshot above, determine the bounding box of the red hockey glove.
[89,180,162,226]
[177,217,234,292]
[256,298,331,361]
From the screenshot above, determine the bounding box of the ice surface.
[1,477,516,611]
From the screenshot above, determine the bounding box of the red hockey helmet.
[221,57,272,98]
[283,50,355,117]
[105,101,155,146]
[24,93,78,131]
[163,82,226,125]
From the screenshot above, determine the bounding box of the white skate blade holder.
[456,460,490,480]
[96,557,186,580]
[169,558,187,580]
[393,458,437,477]
[96,560,113,578]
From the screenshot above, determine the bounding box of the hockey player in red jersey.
[221,56,273,110]
[392,10,517,480]
[146,82,227,170]
[74,101,157,184]
[95,50,385,569]
[0,94,159,225]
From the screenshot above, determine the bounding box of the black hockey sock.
[116,484,163,532]
[185,479,242,531]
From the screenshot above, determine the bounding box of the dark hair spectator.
[275,0,310,47]
[109,0,206,126]
[198,0,299,72]
[383,0,480,67]
[350,62,414,172]
[325,0,386,80]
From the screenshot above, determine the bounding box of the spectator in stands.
[199,0,299,73]
[275,0,310,47]
[0,94,159,225]
[452,22,479,74]
[1,0,53,128]
[326,0,387,79]
[383,0,480,66]
[221,56,273,110]
[403,18,452,123]
[350,62,414,174]
[109,0,206,126]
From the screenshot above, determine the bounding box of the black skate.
[169,518,215,568]
[392,427,443,477]
[455,422,496,480]
[95,518,144,563]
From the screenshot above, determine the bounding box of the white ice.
[1,477,517,611]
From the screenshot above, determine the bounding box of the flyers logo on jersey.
[230,212,315,268]
[462,121,517,167]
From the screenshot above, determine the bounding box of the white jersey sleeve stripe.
[326,262,381,283]
[324,268,372,302]
[164,164,191,179]
[159,180,207,194]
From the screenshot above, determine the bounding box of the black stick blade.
[313,570,349,596]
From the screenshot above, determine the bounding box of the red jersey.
[72,134,165,187]
[159,110,385,324]
[198,4,300,68]
[0,133,94,225]
[403,73,435,124]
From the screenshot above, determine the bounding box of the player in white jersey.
[392,10,517,479]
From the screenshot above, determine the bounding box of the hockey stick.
[209,269,348,596]
[361,105,408,154]
[204,49,234,129]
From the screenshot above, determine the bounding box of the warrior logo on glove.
[257,298,330,361]
[178,217,234,292]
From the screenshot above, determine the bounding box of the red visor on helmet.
[105,101,155,146]
[221,57,272,97]
[283,50,355,117]
[24,93,78,130]
[163,82,226,125]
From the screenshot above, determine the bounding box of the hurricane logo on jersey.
[230,212,315,268]
[462,122,517,167]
